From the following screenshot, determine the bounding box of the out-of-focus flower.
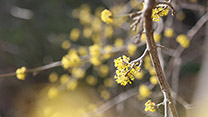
[150,76,158,85]
[164,28,174,38]
[128,44,137,56]
[86,75,97,86]
[70,28,80,41]
[16,66,27,80]
[61,50,80,69]
[49,72,58,83]
[61,40,71,50]
[138,85,151,99]
[176,34,190,48]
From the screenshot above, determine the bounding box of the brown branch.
[143,0,178,116]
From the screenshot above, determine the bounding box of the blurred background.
[0,0,207,117]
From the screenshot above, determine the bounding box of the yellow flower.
[66,80,78,90]
[61,50,80,69]
[49,72,58,83]
[176,34,190,48]
[86,75,97,86]
[150,76,158,85]
[164,28,174,38]
[135,71,144,80]
[83,26,93,39]
[104,78,115,87]
[114,55,139,86]
[138,85,151,99]
[16,66,27,80]
[60,74,70,84]
[89,44,101,66]
[128,44,137,56]
[114,38,124,48]
[61,40,71,50]
[71,67,85,79]
[152,7,169,22]
[78,46,88,56]
[104,25,113,38]
[145,100,156,112]
[70,28,80,41]
[99,65,109,77]
[103,45,113,60]
[100,89,110,100]
[101,9,113,24]
[154,33,161,42]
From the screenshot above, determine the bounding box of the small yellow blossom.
[66,80,78,90]
[164,28,174,38]
[70,28,80,41]
[16,66,27,80]
[128,44,137,56]
[71,68,85,79]
[99,65,109,77]
[103,45,113,60]
[48,87,58,99]
[90,57,101,66]
[86,75,97,86]
[89,44,101,66]
[145,100,156,112]
[101,9,113,24]
[104,78,115,87]
[60,74,70,84]
[104,25,113,38]
[61,40,71,50]
[154,33,161,42]
[149,67,156,75]
[89,44,101,57]
[176,34,190,48]
[114,38,124,48]
[100,89,111,100]
[83,26,93,39]
[78,47,88,56]
[135,71,144,80]
[150,76,158,85]
[61,50,80,69]
[92,17,102,32]
[49,72,58,83]
[152,7,169,22]
[114,55,139,86]
[138,85,151,99]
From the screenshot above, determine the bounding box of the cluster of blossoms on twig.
[114,55,139,86]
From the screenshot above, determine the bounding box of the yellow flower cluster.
[176,34,190,48]
[101,9,113,24]
[152,7,169,22]
[16,66,27,80]
[145,100,156,112]
[61,50,80,69]
[114,55,139,86]
[89,44,101,66]
[164,28,174,38]
[128,44,137,56]
[138,84,151,100]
